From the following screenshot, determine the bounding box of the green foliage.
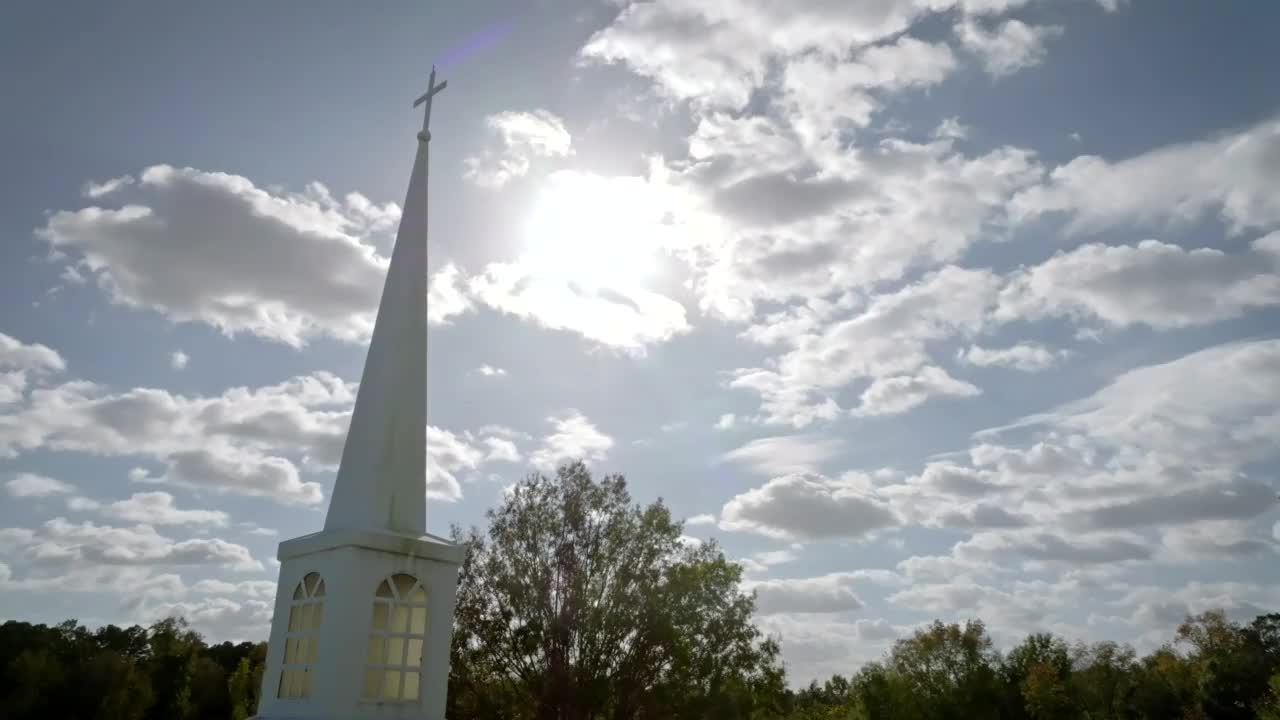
[0,618,265,720]
[447,461,786,720]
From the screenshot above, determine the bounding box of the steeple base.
[254,529,463,720]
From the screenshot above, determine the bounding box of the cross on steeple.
[412,65,448,135]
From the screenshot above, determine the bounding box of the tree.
[144,617,201,720]
[1070,640,1136,720]
[1004,633,1073,720]
[1176,610,1270,720]
[447,461,785,720]
[83,650,153,720]
[228,654,264,720]
[1257,671,1280,720]
[886,620,1003,720]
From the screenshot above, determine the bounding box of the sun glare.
[522,172,662,290]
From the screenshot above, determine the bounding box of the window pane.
[376,579,393,597]
[403,669,420,701]
[410,607,426,635]
[288,607,300,632]
[393,574,416,599]
[278,670,289,698]
[285,637,298,663]
[367,636,384,665]
[363,669,380,699]
[387,636,405,666]
[292,582,305,600]
[314,579,326,597]
[301,669,312,697]
[372,603,388,630]
[311,604,324,630]
[306,637,319,663]
[304,572,320,596]
[382,669,401,699]
[391,606,409,633]
[409,586,426,604]
[287,669,299,698]
[406,638,423,668]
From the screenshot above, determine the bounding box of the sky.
[2,0,1280,685]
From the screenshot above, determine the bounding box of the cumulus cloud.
[530,411,614,470]
[5,473,74,498]
[37,166,402,346]
[959,343,1065,372]
[745,572,867,614]
[730,266,1001,426]
[956,18,1062,77]
[464,110,573,189]
[720,473,899,540]
[852,366,980,416]
[100,491,230,527]
[998,238,1280,330]
[1011,115,1280,235]
[0,333,67,405]
[0,371,354,505]
[0,517,260,572]
[170,350,189,370]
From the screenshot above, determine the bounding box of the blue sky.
[3,0,1280,684]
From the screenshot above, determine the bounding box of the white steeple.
[255,68,462,720]
[324,66,447,536]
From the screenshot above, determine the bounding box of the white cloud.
[1011,115,1280,235]
[146,596,273,643]
[852,365,980,416]
[745,571,866,614]
[530,411,614,470]
[956,18,1062,77]
[730,266,1001,426]
[933,116,970,140]
[100,491,230,527]
[720,473,899,540]
[427,264,475,325]
[0,333,67,405]
[38,166,401,346]
[998,238,1280,330]
[464,110,573,189]
[170,350,189,370]
[83,174,135,198]
[5,473,74,498]
[722,434,843,476]
[474,364,506,377]
[686,513,717,526]
[714,413,736,430]
[959,342,1064,372]
[0,517,260,572]
[0,371,356,505]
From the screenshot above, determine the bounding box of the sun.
[521,171,663,290]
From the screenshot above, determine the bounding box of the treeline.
[782,611,1280,720]
[0,617,264,720]
[3,465,1279,719]
[4,609,1279,719]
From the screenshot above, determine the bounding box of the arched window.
[277,571,325,699]
[362,573,427,702]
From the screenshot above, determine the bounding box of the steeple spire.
[324,70,445,536]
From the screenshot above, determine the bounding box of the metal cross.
[412,65,448,132]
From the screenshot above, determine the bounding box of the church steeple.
[257,69,462,720]
[324,68,447,537]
